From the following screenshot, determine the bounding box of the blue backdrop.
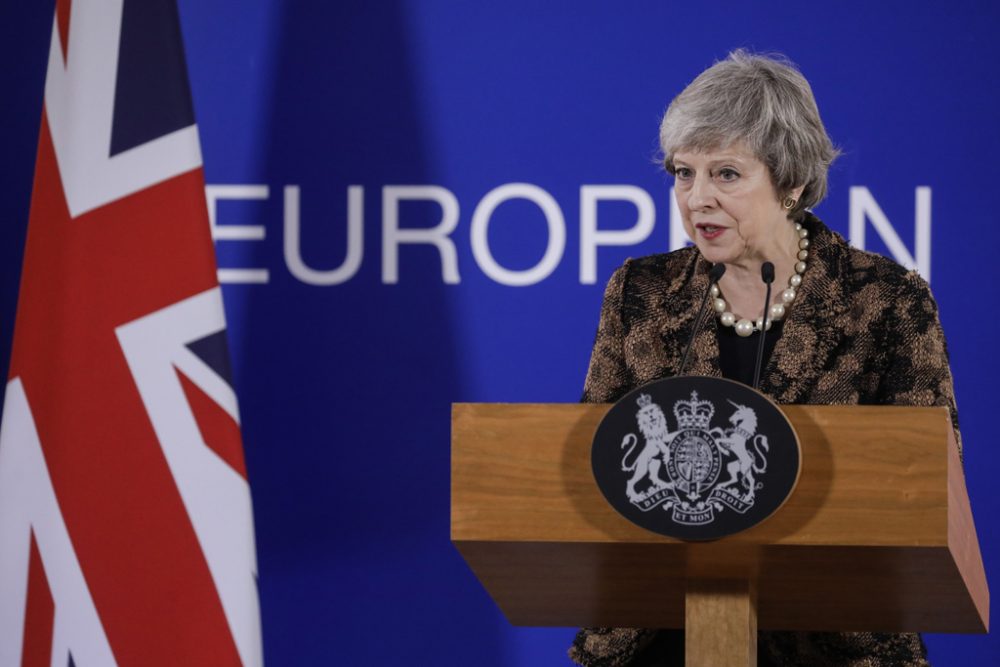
[1,2,997,665]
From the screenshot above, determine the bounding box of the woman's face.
[672,143,797,268]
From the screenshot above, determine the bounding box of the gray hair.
[659,50,839,219]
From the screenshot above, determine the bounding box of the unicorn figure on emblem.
[711,401,769,503]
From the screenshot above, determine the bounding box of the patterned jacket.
[570,213,959,667]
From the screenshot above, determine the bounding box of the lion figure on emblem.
[620,396,678,501]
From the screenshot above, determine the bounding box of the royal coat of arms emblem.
[622,391,770,525]
[591,376,800,540]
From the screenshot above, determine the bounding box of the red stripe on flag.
[10,115,242,666]
[56,0,72,64]
[20,533,54,667]
[176,369,248,480]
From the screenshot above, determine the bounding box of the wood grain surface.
[451,403,989,633]
[686,579,757,667]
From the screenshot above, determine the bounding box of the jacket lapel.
[759,217,852,403]
[657,253,723,380]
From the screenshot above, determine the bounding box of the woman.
[570,51,959,667]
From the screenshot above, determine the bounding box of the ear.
[789,185,805,202]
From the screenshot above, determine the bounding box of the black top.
[716,319,784,388]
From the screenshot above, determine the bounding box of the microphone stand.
[677,263,725,377]
[752,262,775,390]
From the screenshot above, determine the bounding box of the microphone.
[677,263,726,376]
[752,261,775,390]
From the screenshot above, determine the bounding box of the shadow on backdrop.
[221,3,505,665]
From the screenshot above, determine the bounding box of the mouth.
[695,223,726,239]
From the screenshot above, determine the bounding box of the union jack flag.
[0,1,262,665]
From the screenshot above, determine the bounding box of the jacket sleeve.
[571,261,661,666]
[877,270,962,455]
[582,261,633,404]
[760,631,930,667]
[568,627,661,667]
[762,270,953,667]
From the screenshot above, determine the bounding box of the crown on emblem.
[673,391,714,430]
[636,393,653,408]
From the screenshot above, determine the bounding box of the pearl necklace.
[713,223,809,337]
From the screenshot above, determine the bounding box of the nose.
[686,173,717,211]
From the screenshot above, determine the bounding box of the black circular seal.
[591,376,800,541]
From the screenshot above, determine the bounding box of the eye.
[674,166,693,180]
[717,167,740,182]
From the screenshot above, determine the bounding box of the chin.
[693,243,733,267]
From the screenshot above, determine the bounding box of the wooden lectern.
[451,404,989,666]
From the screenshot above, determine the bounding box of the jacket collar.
[658,214,853,403]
